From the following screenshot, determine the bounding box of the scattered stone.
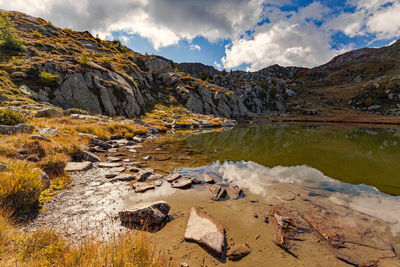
[92,139,112,150]
[227,244,251,261]
[133,136,145,143]
[154,180,162,186]
[30,134,50,141]
[207,185,227,201]
[172,178,192,189]
[105,173,117,179]
[38,127,60,137]
[166,173,182,183]
[0,124,35,135]
[128,166,141,173]
[191,178,202,184]
[78,132,98,139]
[133,182,156,193]
[107,157,122,163]
[134,169,154,182]
[203,174,215,184]
[115,174,135,181]
[119,201,170,226]
[20,85,38,98]
[35,108,62,118]
[65,161,93,172]
[184,207,226,259]
[147,173,163,181]
[128,149,137,153]
[109,167,126,173]
[98,162,123,168]
[143,155,152,160]
[108,148,118,153]
[80,150,101,163]
[227,186,244,200]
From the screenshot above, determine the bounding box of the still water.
[178,124,400,195]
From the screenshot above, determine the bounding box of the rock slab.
[119,201,170,226]
[65,161,93,172]
[184,207,226,259]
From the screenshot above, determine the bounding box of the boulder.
[20,85,38,98]
[0,124,35,135]
[38,127,60,136]
[184,207,226,259]
[172,178,192,189]
[115,174,135,181]
[227,244,251,261]
[119,201,170,226]
[92,139,112,150]
[80,150,100,162]
[133,182,155,193]
[207,185,227,201]
[65,161,93,172]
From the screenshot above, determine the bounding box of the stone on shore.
[133,182,156,193]
[119,201,170,226]
[203,174,215,184]
[107,157,122,162]
[98,162,123,168]
[115,173,135,181]
[184,207,226,259]
[227,186,243,200]
[172,178,192,189]
[166,173,182,183]
[134,169,154,182]
[65,161,93,172]
[227,244,251,261]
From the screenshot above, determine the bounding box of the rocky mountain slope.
[1,10,400,121]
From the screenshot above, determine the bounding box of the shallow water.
[170,124,400,195]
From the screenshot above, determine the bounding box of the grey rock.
[38,128,60,136]
[107,157,122,163]
[20,85,38,98]
[119,201,170,226]
[80,150,100,162]
[184,207,226,259]
[203,174,215,184]
[35,108,62,118]
[92,139,112,150]
[227,186,243,200]
[166,173,182,183]
[115,173,135,181]
[65,162,93,172]
[0,124,35,135]
[207,184,227,201]
[134,169,155,182]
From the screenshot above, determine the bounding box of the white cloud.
[189,44,201,51]
[214,61,222,70]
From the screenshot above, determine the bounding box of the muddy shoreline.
[24,124,400,266]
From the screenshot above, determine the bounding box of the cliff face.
[1,10,400,119]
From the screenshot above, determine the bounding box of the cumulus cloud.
[189,44,201,51]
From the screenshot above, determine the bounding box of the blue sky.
[3,0,400,71]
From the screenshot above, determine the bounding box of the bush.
[109,40,128,52]
[79,51,91,67]
[39,72,59,87]
[100,55,112,68]
[0,15,25,51]
[0,109,27,126]
[40,154,67,178]
[0,161,43,212]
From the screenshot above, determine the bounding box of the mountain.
[1,10,400,119]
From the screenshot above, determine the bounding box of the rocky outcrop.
[0,124,35,135]
[184,207,226,260]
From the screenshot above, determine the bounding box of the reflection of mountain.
[184,125,400,195]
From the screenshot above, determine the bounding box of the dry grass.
[0,209,171,267]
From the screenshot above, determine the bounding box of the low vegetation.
[0,109,27,125]
[39,72,59,87]
[0,15,25,51]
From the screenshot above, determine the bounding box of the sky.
[1,0,400,71]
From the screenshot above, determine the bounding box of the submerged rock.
[65,161,93,172]
[119,201,170,226]
[227,244,251,261]
[184,207,226,259]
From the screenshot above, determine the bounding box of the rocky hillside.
[0,10,249,120]
[1,10,400,120]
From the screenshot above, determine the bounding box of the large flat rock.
[98,162,123,168]
[184,207,226,260]
[172,178,192,189]
[65,161,93,172]
[119,201,170,226]
[133,182,155,193]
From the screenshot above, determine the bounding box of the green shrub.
[0,109,27,126]
[79,51,91,67]
[0,15,25,51]
[100,55,112,68]
[221,69,227,76]
[109,40,128,52]
[39,72,59,87]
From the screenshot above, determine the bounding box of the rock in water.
[203,174,215,184]
[207,184,227,201]
[119,201,170,226]
[98,162,123,168]
[172,178,192,189]
[65,161,93,172]
[184,207,226,259]
[227,244,251,261]
[166,173,182,183]
[227,186,243,200]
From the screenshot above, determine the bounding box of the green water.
[180,124,400,195]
